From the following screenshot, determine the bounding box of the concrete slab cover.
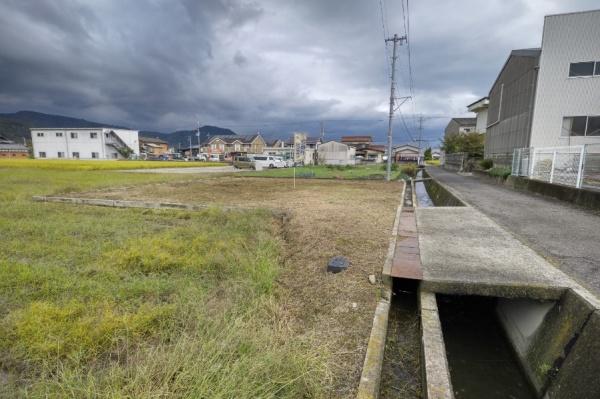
[416,207,576,299]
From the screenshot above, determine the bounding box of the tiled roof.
[341,135,373,143]
[139,136,168,144]
[205,134,259,145]
[451,117,477,126]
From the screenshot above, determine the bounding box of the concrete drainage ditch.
[359,168,600,399]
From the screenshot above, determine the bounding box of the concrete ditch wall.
[497,288,600,398]
[472,171,600,211]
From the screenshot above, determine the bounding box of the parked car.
[253,155,286,168]
[233,156,255,169]
[208,154,222,162]
[275,156,293,168]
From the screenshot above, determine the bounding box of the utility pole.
[385,33,407,181]
[320,121,324,141]
[188,136,192,160]
[417,115,424,165]
[197,121,201,157]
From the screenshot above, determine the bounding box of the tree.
[441,132,484,158]
[424,147,432,160]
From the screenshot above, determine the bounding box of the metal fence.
[511,144,600,190]
[443,152,467,171]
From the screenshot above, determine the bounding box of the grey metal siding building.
[530,10,600,148]
[485,49,540,158]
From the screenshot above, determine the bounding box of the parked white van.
[253,155,286,169]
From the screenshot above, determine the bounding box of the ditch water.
[415,169,434,207]
[437,295,537,399]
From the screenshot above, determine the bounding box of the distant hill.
[0,111,236,146]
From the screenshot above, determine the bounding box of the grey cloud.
[0,0,597,143]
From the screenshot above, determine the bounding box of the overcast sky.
[0,0,598,144]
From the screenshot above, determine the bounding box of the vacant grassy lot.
[1,167,401,397]
[0,159,225,171]
[0,170,326,398]
[242,164,403,180]
[73,176,403,396]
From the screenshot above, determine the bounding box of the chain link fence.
[511,144,600,190]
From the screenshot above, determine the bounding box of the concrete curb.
[356,181,405,399]
[31,195,286,217]
[419,290,454,399]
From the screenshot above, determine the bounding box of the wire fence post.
[576,144,586,189]
[549,150,557,183]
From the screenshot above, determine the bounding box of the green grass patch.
[0,169,328,398]
[243,164,402,180]
[0,159,225,171]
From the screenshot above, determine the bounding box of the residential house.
[317,141,356,165]
[0,135,29,158]
[356,145,385,163]
[30,128,139,159]
[202,134,266,157]
[393,144,419,163]
[530,10,600,148]
[431,148,441,160]
[485,48,541,158]
[444,118,477,138]
[139,136,169,158]
[264,138,292,159]
[289,132,322,165]
[467,97,489,133]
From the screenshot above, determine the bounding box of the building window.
[112,152,118,159]
[91,152,99,159]
[56,132,63,137]
[587,116,600,136]
[57,151,64,158]
[37,132,44,137]
[563,116,600,137]
[38,151,46,158]
[105,132,110,138]
[71,132,78,139]
[72,152,80,159]
[90,132,98,139]
[569,62,596,77]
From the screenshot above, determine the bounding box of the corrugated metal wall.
[485,55,539,157]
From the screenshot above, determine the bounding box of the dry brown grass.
[74,177,403,396]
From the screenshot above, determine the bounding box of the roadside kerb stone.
[419,290,454,399]
[356,299,391,399]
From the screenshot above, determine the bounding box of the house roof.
[205,134,261,145]
[489,48,541,93]
[451,117,477,126]
[466,96,489,110]
[341,135,373,143]
[139,136,168,144]
[393,144,419,153]
[0,142,28,152]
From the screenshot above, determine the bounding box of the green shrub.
[488,166,511,179]
[400,163,417,178]
[480,159,494,170]
[380,163,399,171]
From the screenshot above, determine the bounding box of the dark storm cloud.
[0,0,597,141]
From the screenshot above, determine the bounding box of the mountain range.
[0,111,237,146]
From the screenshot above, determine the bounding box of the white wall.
[530,10,600,148]
[317,141,356,165]
[31,128,139,159]
[475,109,488,133]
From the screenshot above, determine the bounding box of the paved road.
[427,167,600,298]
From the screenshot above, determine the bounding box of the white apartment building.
[530,10,600,147]
[31,128,140,159]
